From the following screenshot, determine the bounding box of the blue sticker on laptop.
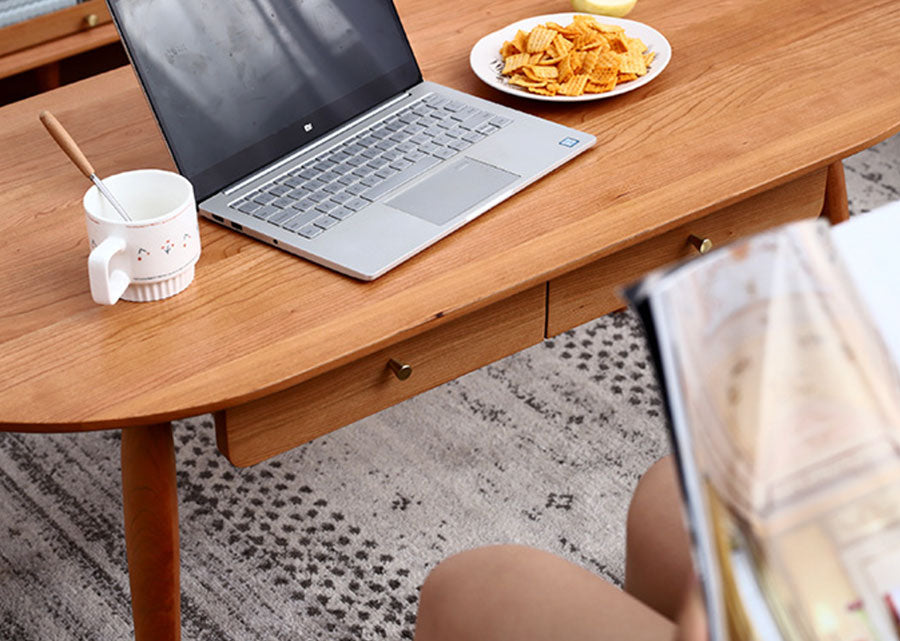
[559,137,579,147]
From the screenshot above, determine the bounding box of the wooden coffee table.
[1,0,898,638]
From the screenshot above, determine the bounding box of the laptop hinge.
[224,91,414,196]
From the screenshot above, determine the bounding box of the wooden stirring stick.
[39,110,132,222]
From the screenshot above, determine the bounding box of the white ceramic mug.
[83,169,201,305]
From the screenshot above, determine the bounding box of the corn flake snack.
[499,15,655,97]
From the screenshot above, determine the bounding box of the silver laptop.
[107,0,596,280]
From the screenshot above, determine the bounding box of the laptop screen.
[108,0,421,201]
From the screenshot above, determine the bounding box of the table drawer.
[0,0,112,58]
[546,168,828,337]
[216,285,545,467]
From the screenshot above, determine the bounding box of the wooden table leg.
[121,422,181,641]
[821,160,850,225]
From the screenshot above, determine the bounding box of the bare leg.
[415,454,693,641]
[121,422,181,641]
[625,455,693,621]
[414,544,675,641]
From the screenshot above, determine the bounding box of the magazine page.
[830,201,900,367]
[640,218,900,641]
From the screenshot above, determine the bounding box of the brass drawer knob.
[84,13,100,28]
[688,234,713,254]
[387,358,412,380]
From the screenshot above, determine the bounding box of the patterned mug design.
[84,169,200,304]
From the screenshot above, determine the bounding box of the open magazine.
[627,201,900,641]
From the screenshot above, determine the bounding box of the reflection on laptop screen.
[109,0,421,200]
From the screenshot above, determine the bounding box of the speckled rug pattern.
[1,135,898,640]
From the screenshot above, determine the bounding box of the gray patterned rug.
[2,134,898,640]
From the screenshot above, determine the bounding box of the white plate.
[469,12,671,103]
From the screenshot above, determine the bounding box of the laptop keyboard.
[227,93,513,240]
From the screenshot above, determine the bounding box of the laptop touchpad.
[387,157,520,226]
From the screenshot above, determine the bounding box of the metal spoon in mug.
[38,110,132,222]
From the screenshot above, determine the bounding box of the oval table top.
[1,0,899,431]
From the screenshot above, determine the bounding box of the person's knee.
[419,548,478,611]
[625,455,693,619]
[416,545,551,641]
[416,553,466,640]
[417,545,529,640]
[636,454,678,502]
[421,544,535,603]
[627,455,679,545]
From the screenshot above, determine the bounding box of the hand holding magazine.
[627,201,900,641]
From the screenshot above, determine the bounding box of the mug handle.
[88,236,130,305]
